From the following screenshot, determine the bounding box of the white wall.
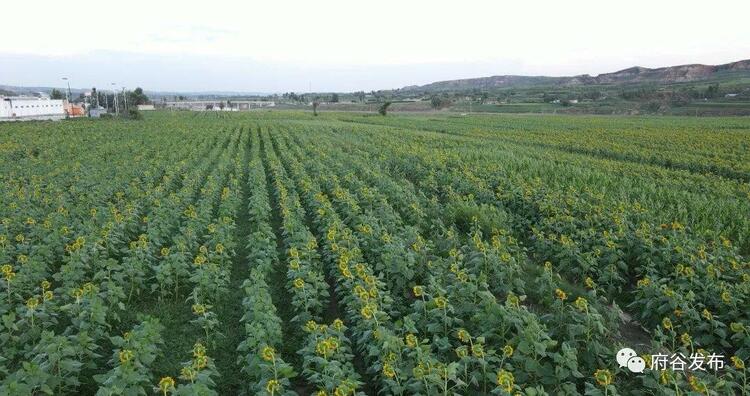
[0,98,65,118]
[0,101,11,118]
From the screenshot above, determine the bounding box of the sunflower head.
[502,344,514,358]
[293,278,305,289]
[496,369,514,393]
[661,317,673,331]
[382,362,396,378]
[261,346,275,362]
[332,318,344,331]
[118,349,134,364]
[158,377,175,394]
[574,297,588,312]
[266,379,280,394]
[405,333,418,348]
[594,369,613,387]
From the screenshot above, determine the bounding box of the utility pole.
[62,77,70,118]
[111,83,118,116]
[122,87,128,113]
[62,77,71,102]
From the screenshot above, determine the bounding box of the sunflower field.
[1,111,749,395]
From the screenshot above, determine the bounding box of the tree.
[285,92,301,102]
[128,87,149,106]
[331,93,339,103]
[127,108,143,120]
[705,84,720,99]
[542,93,556,103]
[583,90,602,100]
[378,101,392,116]
[218,101,225,110]
[50,88,65,100]
[355,91,366,102]
[641,101,661,113]
[99,93,113,111]
[91,87,98,107]
[480,92,489,104]
[313,101,320,116]
[430,96,452,110]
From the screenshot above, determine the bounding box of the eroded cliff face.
[402,59,750,92]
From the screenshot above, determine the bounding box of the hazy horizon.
[2,0,749,92]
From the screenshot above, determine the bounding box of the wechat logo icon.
[617,348,645,373]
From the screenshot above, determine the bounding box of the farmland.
[1,111,749,395]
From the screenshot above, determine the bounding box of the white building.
[1,97,65,121]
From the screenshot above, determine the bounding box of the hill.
[401,59,750,93]
[386,59,750,116]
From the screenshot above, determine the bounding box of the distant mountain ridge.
[401,59,750,92]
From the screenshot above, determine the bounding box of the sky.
[1,0,749,93]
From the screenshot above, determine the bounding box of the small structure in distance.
[163,100,275,111]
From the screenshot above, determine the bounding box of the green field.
[1,111,749,395]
